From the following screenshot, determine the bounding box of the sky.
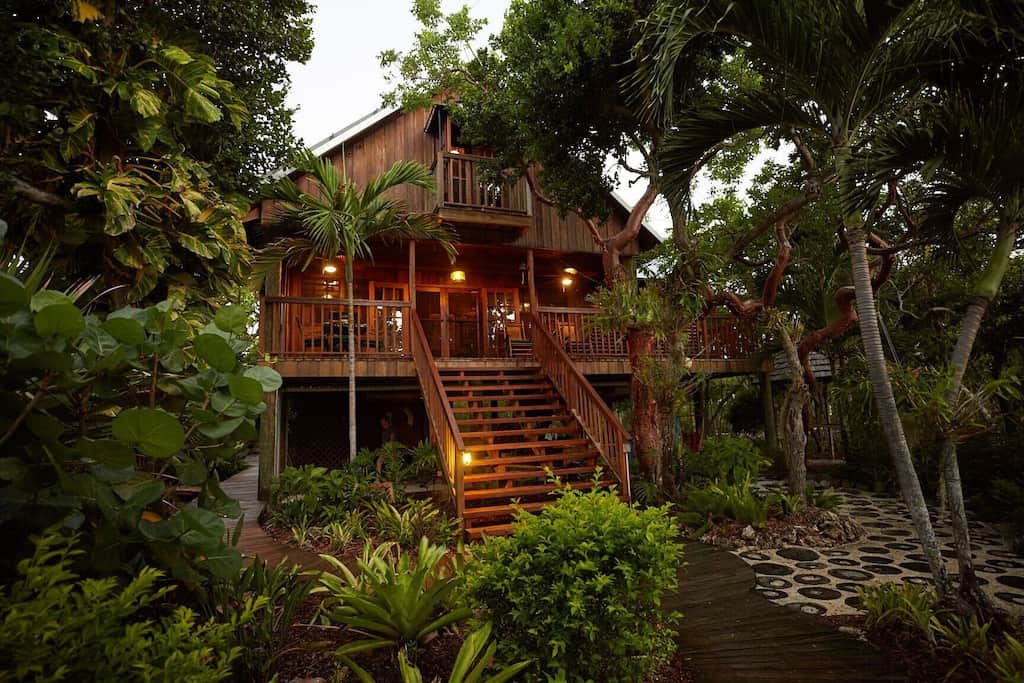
[284,1,786,235]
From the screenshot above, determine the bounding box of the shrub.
[465,485,682,682]
[683,476,771,528]
[397,622,531,683]
[859,582,939,635]
[371,499,459,549]
[314,539,471,675]
[268,465,384,528]
[352,440,441,488]
[0,531,240,682]
[202,558,314,683]
[685,435,767,485]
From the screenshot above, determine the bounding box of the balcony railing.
[261,297,411,358]
[535,307,764,361]
[439,152,530,215]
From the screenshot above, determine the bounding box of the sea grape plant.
[0,269,280,584]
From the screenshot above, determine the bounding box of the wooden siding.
[261,108,640,257]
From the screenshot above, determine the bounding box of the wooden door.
[447,290,479,357]
[484,288,520,357]
[416,290,443,357]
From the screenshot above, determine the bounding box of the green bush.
[685,435,767,485]
[352,440,441,488]
[202,558,313,683]
[314,539,471,676]
[683,476,771,528]
[0,531,240,682]
[268,465,384,528]
[858,582,939,635]
[370,499,459,550]
[465,485,682,682]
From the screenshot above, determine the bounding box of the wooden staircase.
[438,362,616,538]
[409,312,631,541]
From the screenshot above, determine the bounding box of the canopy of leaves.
[0,0,312,305]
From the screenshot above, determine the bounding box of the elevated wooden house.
[250,106,766,536]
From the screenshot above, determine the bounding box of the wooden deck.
[669,542,906,682]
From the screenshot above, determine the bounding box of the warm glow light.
[563,266,578,275]
[523,302,530,309]
[461,450,472,466]
[561,276,574,287]
[450,269,466,282]
[323,264,337,274]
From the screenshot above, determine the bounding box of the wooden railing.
[527,312,631,500]
[409,312,465,522]
[262,297,411,358]
[535,306,764,361]
[439,152,530,215]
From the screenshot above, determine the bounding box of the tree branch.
[9,177,67,208]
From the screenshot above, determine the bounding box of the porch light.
[561,276,574,288]
[563,266,578,275]
[450,269,466,282]
[323,264,337,274]
[461,450,473,466]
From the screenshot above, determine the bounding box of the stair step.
[443,382,551,393]
[462,500,551,520]
[466,523,516,539]
[448,392,557,404]
[440,374,544,383]
[460,425,578,440]
[438,367,539,375]
[464,465,596,485]
[456,413,573,428]
[464,450,599,468]
[468,438,590,453]
[463,479,612,502]
[451,403,563,415]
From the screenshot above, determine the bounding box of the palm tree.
[632,0,981,597]
[259,151,456,461]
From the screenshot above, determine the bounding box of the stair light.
[451,269,466,282]
[461,450,473,466]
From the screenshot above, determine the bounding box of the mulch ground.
[696,506,865,550]
[274,595,697,682]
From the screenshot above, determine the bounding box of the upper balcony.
[436,152,532,229]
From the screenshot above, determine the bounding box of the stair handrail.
[409,311,465,521]
[526,312,632,500]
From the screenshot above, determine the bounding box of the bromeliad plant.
[313,538,471,675]
[0,268,280,583]
[396,622,530,683]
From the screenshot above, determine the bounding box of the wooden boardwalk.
[668,542,906,682]
[220,455,332,572]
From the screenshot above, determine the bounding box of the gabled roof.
[290,106,665,245]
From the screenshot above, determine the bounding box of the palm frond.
[362,160,436,201]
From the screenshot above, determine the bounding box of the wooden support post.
[257,388,279,500]
[527,249,538,311]
[761,372,778,451]
[408,240,416,308]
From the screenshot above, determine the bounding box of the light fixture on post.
[561,275,574,289]
[323,264,337,274]
[563,266,578,276]
[450,269,466,282]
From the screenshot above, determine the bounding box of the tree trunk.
[347,276,357,462]
[627,329,662,486]
[937,218,1016,617]
[778,324,809,500]
[846,221,952,596]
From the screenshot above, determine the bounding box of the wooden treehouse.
[249,105,769,537]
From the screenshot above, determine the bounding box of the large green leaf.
[194,333,236,371]
[103,317,146,345]
[34,304,85,338]
[30,290,74,312]
[111,407,184,458]
[112,476,165,506]
[129,86,162,118]
[213,305,249,334]
[184,88,223,123]
[197,416,244,439]
[0,272,28,316]
[201,545,242,579]
[228,375,263,405]
[243,365,283,392]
